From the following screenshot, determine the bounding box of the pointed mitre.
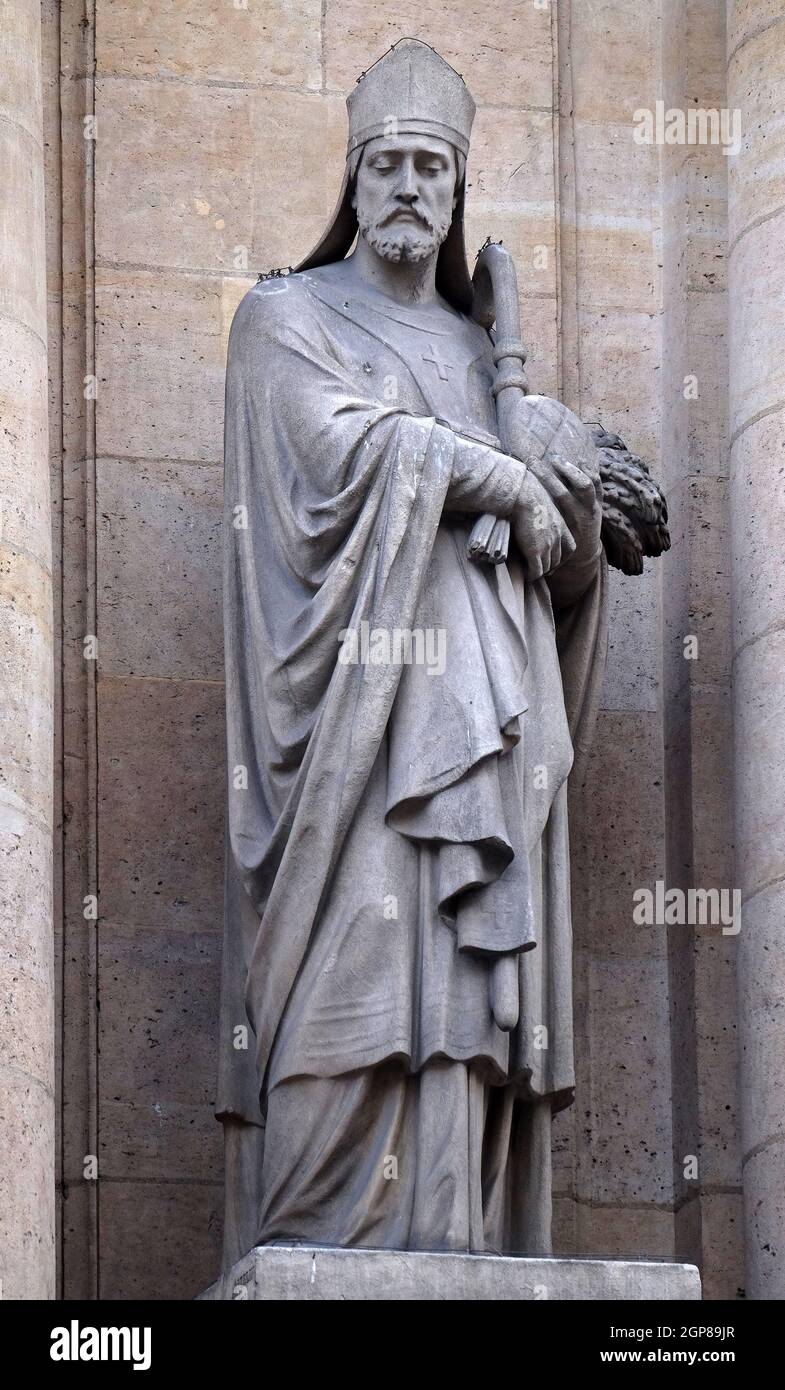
[295,40,477,313]
[347,39,475,156]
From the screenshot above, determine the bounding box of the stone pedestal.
[200,1246,701,1301]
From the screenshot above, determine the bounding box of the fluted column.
[727,0,785,1301]
[0,1,55,1298]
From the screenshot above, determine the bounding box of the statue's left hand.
[532,453,602,558]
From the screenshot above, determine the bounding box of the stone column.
[727,0,785,1301]
[0,1,55,1298]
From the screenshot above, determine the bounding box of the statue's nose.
[396,163,419,201]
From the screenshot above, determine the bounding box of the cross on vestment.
[421,341,453,381]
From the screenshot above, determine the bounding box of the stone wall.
[0,0,55,1301]
[727,0,785,1302]
[555,0,674,1270]
[659,0,742,1301]
[44,0,753,1299]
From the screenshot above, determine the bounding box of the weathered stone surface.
[463,105,558,384]
[575,952,673,1203]
[95,269,226,463]
[570,710,672,1236]
[0,122,47,341]
[470,106,555,208]
[572,1205,676,1264]
[0,813,53,1086]
[0,0,43,139]
[689,692,736,895]
[202,1244,700,1300]
[95,79,253,272]
[0,0,54,1302]
[96,458,223,680]
[576,307,660,466]
[97,0,322,89]
[727,0,783,56]
[688,927,741,1187]
[556,0,683,1280]
[324,2,554,110]
[463,209,556,297]
[651,0,739,1302]
[728,0,785,1300]
[98,927,222,1182]
[683,288,729,479]
[100,1180,223,1300]
[728,19,785,243]
[686,152,728,298]
[728,216,785,438]
[733,630,785,902]
[570,120,659,315]
[730,409,785,653]
[686,0,729,109]
[601,566,659,711]
[699,1192,745,1302]
[219,276,256,359]
[571,710,666,958]
[0,549,54,824]
[741,1137,785,1300]
[569,0,658,124]
[96,676,225,933]
[664,475,732,698]
[737,882,785,1158]
[250,89,347,269]
[0,1070,56,1300]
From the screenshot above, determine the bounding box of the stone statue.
[216,39,668,1269]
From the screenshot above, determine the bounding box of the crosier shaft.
[466,243,529,1031]
[468,242,528,566]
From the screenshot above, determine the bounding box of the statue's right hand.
[511,471,575,579]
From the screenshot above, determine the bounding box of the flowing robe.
[217,267,608,1262]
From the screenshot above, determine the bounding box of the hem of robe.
[256,1058,555,1255]
[266,1042,575,1113]
[217,1088,576,1124]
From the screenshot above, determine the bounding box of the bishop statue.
[216,40,668,1267]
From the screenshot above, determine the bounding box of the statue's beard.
[358,207,451,264]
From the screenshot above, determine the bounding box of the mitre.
[295,39,477,313]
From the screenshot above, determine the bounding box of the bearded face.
[357,203,451,264]
[352,134,458,266]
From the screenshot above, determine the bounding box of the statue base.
[199,1245,701,1301]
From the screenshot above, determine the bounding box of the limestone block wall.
[0,0,55,1300]
[660,0,742,1301]
[554,0,674,1267]
[727,0,785,1301]
[44,0,749,1299]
